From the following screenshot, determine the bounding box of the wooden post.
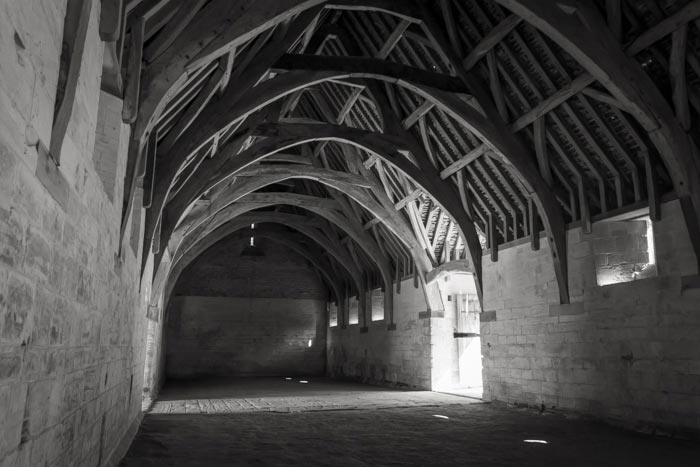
[50,0,93,165]
[122,16,145,124]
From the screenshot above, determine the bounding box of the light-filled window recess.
[348,296,359,325]
[371,288,384,321]
[329,303,338,328]
[592,215,657,286]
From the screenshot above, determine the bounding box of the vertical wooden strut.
[99,0,123,41]
[488,214,498,262]
[529,197,540,251]
[669,24,690,130]
[122,16,145,124]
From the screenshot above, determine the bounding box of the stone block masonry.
[328,280,431,388]
[327,278,462,390]
[164,237,329,379]
[166,297,327,378]
[0,1,151,465]
[481,199,700,435]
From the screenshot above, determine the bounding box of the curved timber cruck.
[110,0,700,328]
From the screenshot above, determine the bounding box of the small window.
[329,303,338,328]
[348,297,359,325]
[371,289,384,321]
[592,216,657,286]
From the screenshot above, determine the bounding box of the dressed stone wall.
[0,1,150,465]
[481,199,700,435]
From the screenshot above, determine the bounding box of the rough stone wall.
[0,1,149,465]
[165,237,328,378]
[327,279,435,389]
[590,218,656,286]
[481,199,700,434]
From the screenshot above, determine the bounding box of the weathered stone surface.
[0,1,150,465]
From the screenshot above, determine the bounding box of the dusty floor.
[121,378,700,466]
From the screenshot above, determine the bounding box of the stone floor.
[149,376,478,414]
[121,378,700,466]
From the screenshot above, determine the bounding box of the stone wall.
[0,1,149,465]
[164,236,328,378]
[480,199,700,435]
[166,297,327,378]
[327,279,434,389]
[327,273,481,391]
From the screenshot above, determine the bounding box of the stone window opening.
[592,215,658,286]
[348,296,359,325]
[329,302,338,328]
[371,288,384,322]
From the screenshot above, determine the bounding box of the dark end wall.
[165,236,328,379]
